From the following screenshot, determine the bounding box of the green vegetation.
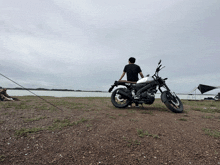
[48,119,74,130]
[74,117,88,125]
[127,109,136,114]
[2,97,220,142]
[141,110,154,115]
[152,103,166,109]
[202,115,214,119]
[192,107,219,113]
[86,124,92,127]
[137,129,160,139]
[109,116,116,119]
[183,100,220,113]
[15,127,43,137]
[137,129,145,138]
[0,155,5,162]
[48,117,88,131]
[15,117,88,137]
[123,137,141,147]
[129,118,139,122]
[202,128,220,138]
[178,118,187,121]
[24,116,47,122]
[176,99,219,114]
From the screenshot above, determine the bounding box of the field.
[0,96,220,164]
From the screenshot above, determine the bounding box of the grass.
[192,107,219,113]
[48,119,74,130]
[137,129,160,139]
[48,118,88,131]
[109,116,116,119]
[2,97,220,165]
[178,118,187,121]
[15,117,88,136]
[74,117,88,125]
[86,124,92,127]
[184,100,220,113]
[15,127,43,137]
[0,155,5,162]
[2,97,220,139]
[127,110,136,114]
[24,116,47,122]
[141,110,154,115]
[124,138,141,147]
[202,128,220,138]
[152,103,167,109]
[137,129,145,138]
[202,115,214,119]
[130,119,139,122]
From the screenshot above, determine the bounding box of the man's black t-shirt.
[123,64,142,82]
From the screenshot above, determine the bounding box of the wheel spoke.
[111,88,130,108]
[115,94,127,105]
[163,91,183,113]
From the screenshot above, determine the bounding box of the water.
[7,90,111,97]
[7,89,216,100]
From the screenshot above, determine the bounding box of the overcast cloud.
[0,0,220,94]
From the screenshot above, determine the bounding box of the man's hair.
[129,57,136,63]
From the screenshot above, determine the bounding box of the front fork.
[158,83,170,93]
[160,83,177,101]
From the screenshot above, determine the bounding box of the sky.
[0,0,220,94]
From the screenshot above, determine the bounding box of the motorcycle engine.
[141,91,155,104]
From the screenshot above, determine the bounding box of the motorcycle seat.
[117,80,137,84]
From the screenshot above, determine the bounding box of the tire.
[111,88,131,108]
[161,91,183,113]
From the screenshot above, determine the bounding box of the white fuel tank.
[137,76,154,84]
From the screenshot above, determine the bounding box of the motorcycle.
[108,60,183,113]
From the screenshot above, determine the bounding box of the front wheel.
[161,91,183,113]
[111,88,131,108]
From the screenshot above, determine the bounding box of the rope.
[0,73,64,112]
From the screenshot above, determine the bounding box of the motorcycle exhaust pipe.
[117,89,133,100]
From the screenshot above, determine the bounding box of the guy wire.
[0,73,64,112]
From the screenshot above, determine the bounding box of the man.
[119,57,144,82]
[119,57,144,107]
[0,88,19,101]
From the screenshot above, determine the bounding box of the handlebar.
[153,60,165,78]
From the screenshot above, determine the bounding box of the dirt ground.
[0,96,220,165]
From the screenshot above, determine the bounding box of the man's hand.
[139,72,144,78]
[119,72,126,81]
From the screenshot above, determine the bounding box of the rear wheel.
[111,88,131,108]
[161,91,183,113]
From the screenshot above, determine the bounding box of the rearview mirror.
[158,60,161,65]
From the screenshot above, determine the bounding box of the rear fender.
[109,81,132,93]
[108,81,119,92]
[108,85,115,93]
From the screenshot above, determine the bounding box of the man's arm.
[139,72,144,78]
[119,72,126,81]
